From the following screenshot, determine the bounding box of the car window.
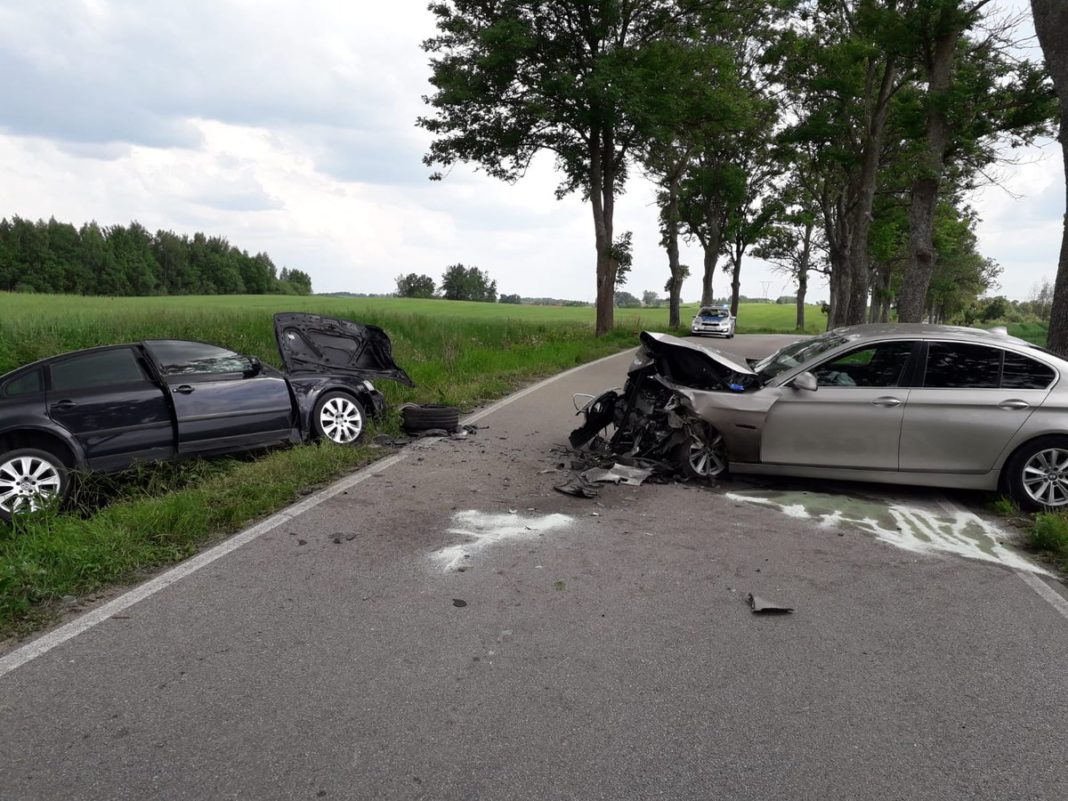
[1001,352,1056,390]
[144,340,250,376]
[1,368,43,398]
[755,334,849,381]
[923,343,1001,389]
[813,343,913,388]
[50,349,148,392]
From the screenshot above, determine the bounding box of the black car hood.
[274,313,414,387]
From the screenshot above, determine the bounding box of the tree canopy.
[0,217,311,296]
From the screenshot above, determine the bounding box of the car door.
[899,342,1054,473]
[143,340,295,455]
[759,341,917,470]
[45,347,175,470]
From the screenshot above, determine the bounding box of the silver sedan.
[573,324,1068,511]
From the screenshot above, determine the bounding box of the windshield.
[753,333,849,381]
[698,308,728,319]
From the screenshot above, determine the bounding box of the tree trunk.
[700,219,722,306]
[591,135,616,337]
[730,252,742,317]
[829,249,850,329]
[1033,0,1068,356]
[795,220,813,331]
[665,178,684,328]
[840,58,897,326]
[898,26,957,323]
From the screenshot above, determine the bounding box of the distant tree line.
[0,216,312,296]
[396,264,499,302]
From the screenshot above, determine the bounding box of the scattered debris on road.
[553,475,601,498]
[452,598,468,608]
[747,593,794,614]
[581,463,652,486]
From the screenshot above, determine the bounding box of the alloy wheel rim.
[320,397,363,444]
[688,431,727,478]
[0,455,63,515]
[1022,448,1068,507]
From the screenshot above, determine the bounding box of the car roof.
[829,323,1030,347]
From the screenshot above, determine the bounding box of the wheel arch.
[998,432,1068,493]
[0,427,83,469]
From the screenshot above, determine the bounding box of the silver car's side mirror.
[791,371,818,392]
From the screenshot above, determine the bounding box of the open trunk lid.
[274,313,414,386]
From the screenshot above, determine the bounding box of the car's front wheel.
[313,392,366,445]
[1006,436,1068,512]
[0,448,70,523]
[673,423,728,481]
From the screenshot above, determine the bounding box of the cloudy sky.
[0,0,1060,303]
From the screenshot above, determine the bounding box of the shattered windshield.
[753,334,849,381]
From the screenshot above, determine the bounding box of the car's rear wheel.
[313,392,366,445]
[0,448,70,523]
[674,423,728,481]
[1007,436,1068,512]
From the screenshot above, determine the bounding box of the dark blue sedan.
[0,313,413,521]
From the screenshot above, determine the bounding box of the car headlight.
[363,380,375,392]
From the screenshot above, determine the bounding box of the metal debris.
[581,463,653,486]
[747,593,794,614]
[553,476,601,499]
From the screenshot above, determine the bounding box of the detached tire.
[402,404,460,433]
[1005,435,1068,512]
[0,448,70,523]
[313,392,367,445]
[673,423,728,482]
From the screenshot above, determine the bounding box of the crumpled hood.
[274,313,414,386]
[639,332,755,376]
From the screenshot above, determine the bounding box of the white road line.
[937,496,1068,623]
[0,452,408,680]
[1017,570,1068,621]
[0,348,632,679]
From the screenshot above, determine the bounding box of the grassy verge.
[1028,512,1068,572]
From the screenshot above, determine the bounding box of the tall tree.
[1032,0,1068,355]
[419,0,701,335]
[777,0,907,326]
[896,1,1053,322]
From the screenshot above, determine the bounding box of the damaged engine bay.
[569,332,760,482]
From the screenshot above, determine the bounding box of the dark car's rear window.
[1,368,43,398]
[50,349,149,392]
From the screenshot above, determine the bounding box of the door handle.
[998,400,1030,410]
[173,385,195,395]
[871,397,902,408]
[50,400,77,410]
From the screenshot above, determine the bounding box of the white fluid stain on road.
[434,510,574,571]
[726,490,1048,575]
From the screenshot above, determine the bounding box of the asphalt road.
[2,334,1068,801]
